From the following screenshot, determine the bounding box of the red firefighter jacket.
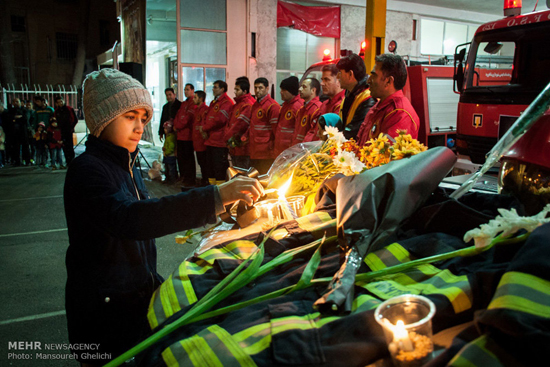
[247,95,281,160]
[319,89,345,116]
[173,97,196,141]
[203,93,235,148]
[192,103,209,152]
[356,90,420,146]
[224,93,256,157]
[274,95,303,157]
[292,96,322,145]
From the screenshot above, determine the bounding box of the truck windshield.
[465,26,550,93]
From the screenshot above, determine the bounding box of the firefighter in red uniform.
[274,76,303,157]
[224,76,256,169]
[319,64,345,115]
[201,80,235,184]
[192,90,209,186]
[247,77,281,175]
[293,78,322,144]
[173,83,197,186]
[357,54,420,146]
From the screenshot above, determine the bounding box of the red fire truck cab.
[454,8,550,164]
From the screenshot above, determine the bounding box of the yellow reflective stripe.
[160,276,177,318]
[386,243,411,263]
[352,294,382,313]
[185,260,212,275]
[295,211,332,232]
[233,312,339,356]
[489,271,550,318]
[199,241,258,264]
[449,335,510,367]
[181,336,223,367]
[206,325,257,367]
[147,293,159,329]
[364,252,387,271]
[178,262,198,305]
[365,243,409,271]
[489,295,550,318]
[161,346,179,367]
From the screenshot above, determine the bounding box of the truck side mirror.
[453,44,468,93]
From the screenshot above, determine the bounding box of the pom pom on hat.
[82,68,153,137]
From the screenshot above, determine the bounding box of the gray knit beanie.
[82,69,153,137]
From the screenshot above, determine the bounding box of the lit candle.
[277,176,298,220]
[393,320,414,352]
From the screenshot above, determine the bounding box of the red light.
[503,0,521,16]
[361,41,366,50]
[322,49,331,61]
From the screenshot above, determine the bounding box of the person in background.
[274,76,303,157]
[316,113,344,141]
[63,69,263,365]
[8,98,31,166]
[162,121,178,184]
[201,80,235,185]
[158,88,181,142]
[25,101,36,165]
[356,54,420,146]
[319,64,345,115]
[336,53,376,140]
[173,83,197,186]
[47,116,64,170]
[247,77,281,174]
[293,77,322,144]
[192,90,210,186]
[33,95,54,129]
[54,96,78,165]
[33,122,49,167]
[224,76,255,169]
[0,102,11,165]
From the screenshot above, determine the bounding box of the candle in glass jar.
[393,320,414,352]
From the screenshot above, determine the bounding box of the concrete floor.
[0,142,201,367]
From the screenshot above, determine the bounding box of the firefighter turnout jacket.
[173,97,196,141]
[224,93,256,157]
[292,96,322,145]
[203,93,235,148]
[192,103,209,152]
[356,90,420,146]
[274,94,303,157]
[247,94,281,159]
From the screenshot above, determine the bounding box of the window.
[56,33,78,60]
[420,19,477,56]
[11,15,26,32]
[276,27,336,103]
[179,0,227,100]
[182,66,225,104]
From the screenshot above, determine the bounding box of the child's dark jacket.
[63,135,218,361]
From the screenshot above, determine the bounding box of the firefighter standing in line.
[292,77,322,144]
[273,76,303,157]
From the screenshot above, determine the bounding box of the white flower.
[333,150,365,175]
[464,204,550,248]
[324,126,347,145]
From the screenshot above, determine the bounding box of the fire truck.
[301,1,550,169]
[453,3,550,164]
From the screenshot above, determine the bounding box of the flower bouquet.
[267,126,428,210]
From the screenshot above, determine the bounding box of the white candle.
[393,320,414,352]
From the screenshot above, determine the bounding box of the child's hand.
[218,176,264,206]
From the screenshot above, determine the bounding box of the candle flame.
[277,174,293,199]
[393,320,408,340]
